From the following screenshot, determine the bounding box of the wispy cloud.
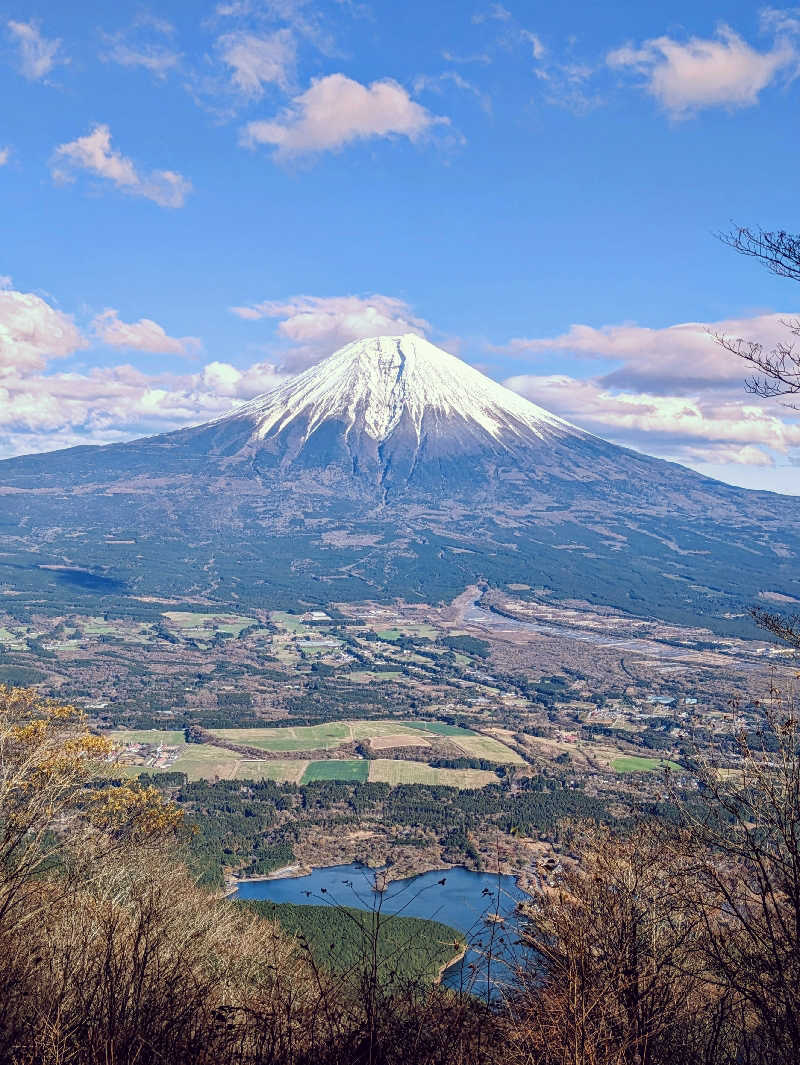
[217,28,296,96]
[413,71,492,114]
[8,19,65,81]
[51,125,192,208]
[91,309,201,356]
[0,147,10,167]
[101,17,181,79]
[607,22,799,116]
[241,74,448,159]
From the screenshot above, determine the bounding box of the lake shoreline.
[231,861,531,998]
[434,943,468,986]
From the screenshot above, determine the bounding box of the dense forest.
[135,773,613,886]
[243,901,464,984]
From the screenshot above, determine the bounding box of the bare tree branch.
[718,226,800,284]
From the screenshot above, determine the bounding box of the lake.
[235,863,532,998]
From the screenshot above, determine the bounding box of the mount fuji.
[1,334,798,633]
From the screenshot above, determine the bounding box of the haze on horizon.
[1,1,799,494]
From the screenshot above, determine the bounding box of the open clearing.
[301,760,369,783]
[107,729,185,746]
[451,735,526,764]
[172,745,241,780]
[209,723,351,751]
[270,611,309,634]
[369,734,430,750]
[209,720,442,752]
[368,760,497,789]
[234,760,308,783]
[404,721,477,737]
[611,755,683,773]
[163,611,255,637]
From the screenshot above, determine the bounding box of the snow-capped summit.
[217,334,580,460]
[2,332,798,635]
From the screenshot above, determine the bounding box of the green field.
[270,611,309,634]
[368,759,496,789]
[451,735,526,765]
[209,720,440,752]
[171,745,242,780]
[349,721,420,739]
[234,760,307,783]
[209,723,351,751]
[301,760,370,783]
[611,756,683,774]
[404,721,477,737]
[107,729,186,746]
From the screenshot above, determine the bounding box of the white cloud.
[0,147,9,166]
[500,310,800,468]
[503,371,800,467]
[218,29,296,96]
[91,309,201,356]
[241,73,447,158]
[231,293,431,369]
[8,19,64,81]
[0,286,86,379]
[51,124,192,208]
[607,24,798,116]
[0,281,289,458]
[505,313,798,393]
[0,358,289,458]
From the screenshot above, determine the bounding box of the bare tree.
[715,226,800,406]
[509,824,731,1065]
[677,689,800,1065]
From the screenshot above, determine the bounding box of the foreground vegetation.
[3,682,800,1065]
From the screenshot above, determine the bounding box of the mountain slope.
[0,334,797,633]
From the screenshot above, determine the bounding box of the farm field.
[234,760,308,783]
[368,760,497,789]
[451,735,526,764]
[171,745,242,780]
[107,729,186,746]
[209,723,351,751]
[301,760,369,783]
[208,720,454,752]
[403,721,477,736]
[270,611,309,633]
[611,755,683,773]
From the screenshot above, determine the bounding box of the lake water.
[235,863,531,998]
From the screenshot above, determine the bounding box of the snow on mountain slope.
[219,334,581,447]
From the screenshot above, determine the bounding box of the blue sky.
[2,1,799,492]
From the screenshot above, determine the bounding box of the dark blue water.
[235,864,531,997]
